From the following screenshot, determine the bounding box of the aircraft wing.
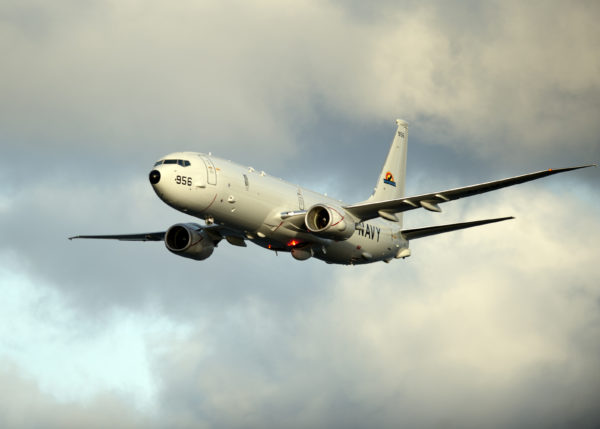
[69,224,245,243]
[69,232,165,241]
[401,216,514,240]
[345,165,595,222]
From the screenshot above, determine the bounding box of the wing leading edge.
[68,224,246,243]
[345,165,595,222]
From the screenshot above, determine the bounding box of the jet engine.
[164,223,215,260]
[305,204,355,240]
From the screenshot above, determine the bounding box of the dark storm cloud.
[1,1,599,428]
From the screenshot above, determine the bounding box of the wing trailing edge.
[401,216,514,241]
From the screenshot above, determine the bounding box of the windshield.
[154,159,191,167]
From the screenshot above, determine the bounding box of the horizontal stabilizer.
[401,216,514,241]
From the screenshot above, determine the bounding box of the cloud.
[326,2,600,165]
[0,362,149,429]
[3,1,598,167]
[0,265,195,410]
[0,370,147,429]
[1,1,599,427]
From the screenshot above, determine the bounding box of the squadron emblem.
[383,171,396,187]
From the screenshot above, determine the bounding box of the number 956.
[175,175,192,186]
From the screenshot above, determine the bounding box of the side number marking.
[175,175,192,186]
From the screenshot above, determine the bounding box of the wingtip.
[548,164,597,173]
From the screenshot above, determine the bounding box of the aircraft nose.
[149,170,161,185]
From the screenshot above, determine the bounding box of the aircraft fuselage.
[151,152,406,264]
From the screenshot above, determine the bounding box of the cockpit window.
[157,159,191,167]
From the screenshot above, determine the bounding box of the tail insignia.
[383,172,396,187]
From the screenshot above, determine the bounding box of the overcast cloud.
[1,1,599,428]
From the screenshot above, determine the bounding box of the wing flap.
[401,216,514,241]
[345,164,595,221]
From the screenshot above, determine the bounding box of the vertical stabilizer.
[370,119,408,203]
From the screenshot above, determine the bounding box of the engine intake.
[165,223,215,260]
[305,204,355,240]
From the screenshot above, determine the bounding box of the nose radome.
[149,170,161,185]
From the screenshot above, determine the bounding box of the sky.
[1,0,599,427]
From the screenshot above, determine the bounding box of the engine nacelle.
[305,204,355,240]
[164,223,215,261]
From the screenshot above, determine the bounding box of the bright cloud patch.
[0,263,191,410]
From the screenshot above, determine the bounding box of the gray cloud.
[3,0,598,165]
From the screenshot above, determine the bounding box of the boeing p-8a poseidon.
[71,120,594,265]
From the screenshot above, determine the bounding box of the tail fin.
[369,119,408,203]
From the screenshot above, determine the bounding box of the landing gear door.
[201,156,217,185]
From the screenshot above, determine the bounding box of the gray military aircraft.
[70,120,594,264]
